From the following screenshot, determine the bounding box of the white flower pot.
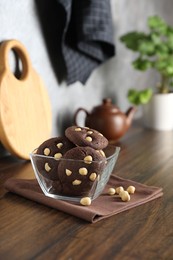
[142,93,173,131]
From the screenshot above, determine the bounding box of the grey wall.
[0,0,173,137]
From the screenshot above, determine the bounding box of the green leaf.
[151,33,162,45]
[148,15,168,35]
[138,41,155,55]
[139,89,153,104]
[120,32,148,51]
[167,34,173,49]
[132,58,152,71]
[127,88,153,105]
[155,59,168,70]
[166,66,173,76]
[127,89,140,105]
[155,56,173,76]
[156,44,169,55]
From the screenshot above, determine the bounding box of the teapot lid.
[92,98,119,114]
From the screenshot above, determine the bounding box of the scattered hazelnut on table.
[127,185,135,194]
[116,186,124,194]
[119,190,130,202]
[80,197,91,206]
[108,187,116,195]
[107,185,136,202]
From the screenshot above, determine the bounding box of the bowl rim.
[29,145,120,163]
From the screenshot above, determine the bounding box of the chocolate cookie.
[36,136,75,158]
[58,146,106,196]
[65,126,108,150]
[36,136,75,180]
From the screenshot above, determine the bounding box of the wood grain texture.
[0,40,52,160]
[0,122,173,259]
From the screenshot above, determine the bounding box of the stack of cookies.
[36,126,108,197]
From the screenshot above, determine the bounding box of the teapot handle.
[74,108,89,126]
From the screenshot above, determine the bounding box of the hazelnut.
[116,186,124,194]
[75,127,82,131]
[57,143,63,149]
[89,172,97,181]
[54,153,62,159]
[127,185,136,194]
[108,187,116,195]
[44,148,50,156]
[84,155,93,164]
[119,190,130,202]
[80,197,91,206]
[87,131,93,134]
[66,169,72,176]
[45,162,51,172]
[79,167,88,176]
[85,136,92,142]
[72,180,82,185]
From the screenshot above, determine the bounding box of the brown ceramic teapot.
[74,98,136,141]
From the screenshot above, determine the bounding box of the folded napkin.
[4,175,163,223]
[57,0,115,85]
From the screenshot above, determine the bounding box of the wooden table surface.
[0,122,173,260]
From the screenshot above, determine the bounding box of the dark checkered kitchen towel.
[57,0,115,85]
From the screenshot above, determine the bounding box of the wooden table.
[1,122,173,259]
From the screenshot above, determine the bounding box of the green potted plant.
[120,15,173,130]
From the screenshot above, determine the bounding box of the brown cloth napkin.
[4,175,163,223]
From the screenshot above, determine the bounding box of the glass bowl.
[30,145,120,203]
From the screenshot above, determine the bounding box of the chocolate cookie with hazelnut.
[58,146,106,196]
[65,126,108,150]
[36,136,75,180]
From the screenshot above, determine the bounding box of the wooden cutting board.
[0,39,52,160]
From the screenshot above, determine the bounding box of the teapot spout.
[125,106,137,128]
